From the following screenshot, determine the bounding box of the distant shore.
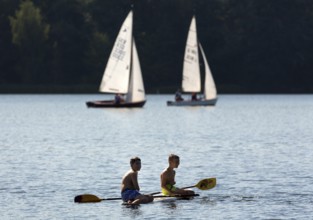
[0,84,312,94]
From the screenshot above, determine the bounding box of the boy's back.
[121,170,139,192]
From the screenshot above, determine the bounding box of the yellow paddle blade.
[195,178,216,190]
[74,194,102,203]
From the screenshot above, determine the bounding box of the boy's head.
[130,157,141,171]
[168,154,180,168]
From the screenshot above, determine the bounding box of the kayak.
[121,194,199,205]
[74,178,216,204]
[153,194,199,203]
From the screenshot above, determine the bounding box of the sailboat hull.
[167,98,217,106]
[86,100,146,108]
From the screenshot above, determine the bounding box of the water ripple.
[1,95,313,219]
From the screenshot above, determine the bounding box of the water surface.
[0,94,312,219]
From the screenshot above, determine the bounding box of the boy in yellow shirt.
[160,154,195,196]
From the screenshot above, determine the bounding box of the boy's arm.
[131,172,140,191]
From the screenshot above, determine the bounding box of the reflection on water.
[162,201,177,209]
[122,204,143,217]
[205,194,259,203]
[0,95,313,219]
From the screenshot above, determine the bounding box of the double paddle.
[74,193,200,203]
[74,177,216,203]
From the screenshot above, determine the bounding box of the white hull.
[154,194,199,202]
[167,98,217,106]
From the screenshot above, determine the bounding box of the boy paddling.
[160,154,195,196]
[121,157,154,205]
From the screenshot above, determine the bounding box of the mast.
[126,10,146,103]
[126,6,134,97]
[126,9,134,102]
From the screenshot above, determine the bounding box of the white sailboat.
[86,11,146,108]
[167,16,217,106]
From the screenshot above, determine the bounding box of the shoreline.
[0,84,312,94]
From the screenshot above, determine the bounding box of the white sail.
[99,11,133,94]
[199,43,217,100]
[126,39,145,102]
[182,16,201,93]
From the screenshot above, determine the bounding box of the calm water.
[0,94,313,219]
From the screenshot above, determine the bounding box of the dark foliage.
[1,0,313,93]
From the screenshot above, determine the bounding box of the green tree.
[0,0,20,85]
[84,31,110,84]
[9,0,50,83]
[37,0,94,85]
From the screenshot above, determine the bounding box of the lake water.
[0,94,313,219]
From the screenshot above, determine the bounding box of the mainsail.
[182,16,201,93]
[99,11,133,94]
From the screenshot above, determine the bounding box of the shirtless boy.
[121,157,154,205]
[160,154,195,196]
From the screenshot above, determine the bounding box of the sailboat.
[86,11,146,108]
[167,16,217,106]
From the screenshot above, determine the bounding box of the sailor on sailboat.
[86,11,146,108]
[167,16,217,107]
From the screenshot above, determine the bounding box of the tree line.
[1,0,313,93]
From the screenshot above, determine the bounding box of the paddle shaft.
[101,194,198,200]
[100,197,121,201]
[181,185,196,189]
[75,191,202,203]
[149,177,216,195]
[150,185,195,195]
